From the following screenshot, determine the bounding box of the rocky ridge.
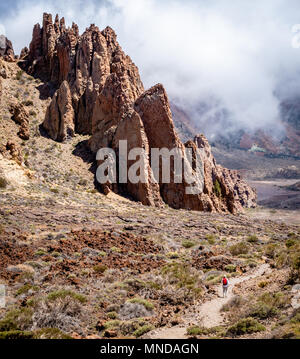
[15,13,256,213]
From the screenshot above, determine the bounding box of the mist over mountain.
[1,0,300,146]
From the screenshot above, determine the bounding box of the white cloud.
[2,0,300,137]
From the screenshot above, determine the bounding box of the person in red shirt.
[222,276,229,298]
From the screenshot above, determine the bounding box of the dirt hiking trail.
[145,263,271,339]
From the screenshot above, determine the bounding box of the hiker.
[222,275,229,298]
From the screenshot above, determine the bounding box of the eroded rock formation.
[0,35,15,62]
[22,12,256,213]
[9,103,30,141]
[43,80,75,141]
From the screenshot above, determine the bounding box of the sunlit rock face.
[22,12,256,213]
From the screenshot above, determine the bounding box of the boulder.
[0,35,15,61]
[9,103,30,141]
[43,80,75,141]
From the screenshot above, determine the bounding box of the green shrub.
[258,281,268,288]
[34,249,47,256]
[128,298,154,311]
[15,70,24,80]
[206,234,216,244]
[249,292,287,320]
[229,242,249,256]
[264,243,279,259]
[286,239,296,248]
[0,307,33,332]
[213,179,222,198]
[133,324,154,337]
[247,235,259,243]
[0,330,33,339]
[161,262,203,299]
[47,290,87,304]
[93,264,107,274]
[227,318,266,336]
[103,320,121,330]
[0,177,8,189]
[107,311,118,320]
[110,246,121,253]
[16,284,33,296]
[182,240,196,249]
[187,325,224,336]
[225,264,237,273]
[146,281,162,290]
[33,328,72,339]
[221,296,244,312]
[187,326,207,336]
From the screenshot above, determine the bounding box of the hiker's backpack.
[222,278,228,286]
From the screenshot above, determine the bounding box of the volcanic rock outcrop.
[21,12,256,213]
[43,80,75,141]
[9,103,30,141]
[0,35,15,62]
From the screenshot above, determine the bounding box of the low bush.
[247,235,259,243]
[221,296,244,312]
[0,307,33,332]
[225,264,237,273]
[249,292,287,320]
[229,242,249,256]
[182,240,196,249]
[133,324,154,337]
[127,298,154,311]
[47,289,87,304]
[161,262,203,300]
[226,318,266,336]
[187,325,224,336]
[33,328,72,339]
[0,330,33,339]
[0,177,8,189]
[93,264,107,274]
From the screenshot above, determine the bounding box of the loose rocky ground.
[0,177,299,339]
[0,60,299,340]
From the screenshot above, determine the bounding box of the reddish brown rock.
[6,141,22,164]
[26,14,143,141]
[43,80,75,141]
[19,47,29,60]
[134,84,226,212]
[0,35,15,62]
[194,134,256,212]
[112,110,163,206]
[25,12,256,213]
[9,103,30,141]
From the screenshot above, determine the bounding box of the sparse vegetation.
[213,179,222,198]
[133,324,154,337]
[127,298,154,311]
[247,235,259,243]
[0,177,8,189]
[161,262,203,300]
[15,70,24,80]
[47,290,87,304]
[229,242,249,256]
[226,318,266,336]
[182,240,196,248]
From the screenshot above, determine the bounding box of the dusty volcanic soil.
[0,51,299,340]
[246,179,300,226]
[0,182,299,339]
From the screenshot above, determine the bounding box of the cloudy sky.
[1,0,300,138]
